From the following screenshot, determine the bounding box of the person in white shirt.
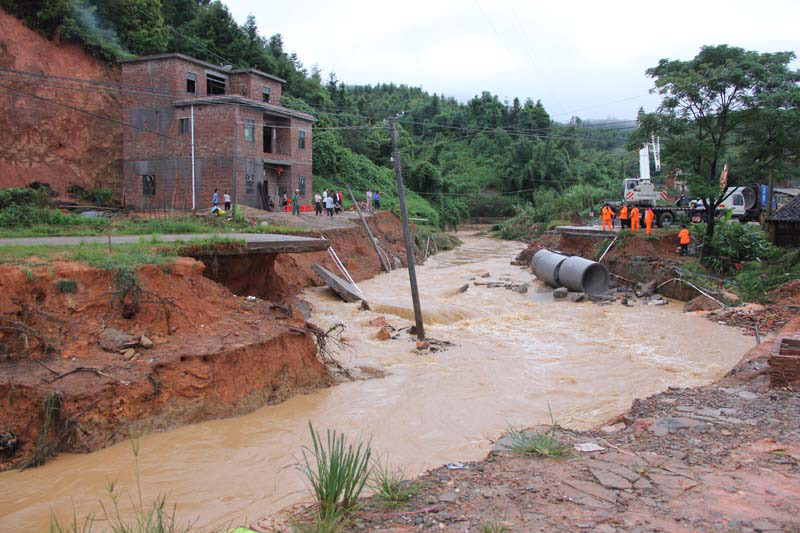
[366,188,373,212]
[314,192,323,216]
[324,194,335,217]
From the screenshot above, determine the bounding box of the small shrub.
[371,459,418,505]
[506,426,573,459]
[297,421,373,523]
[55,279,78,294]
[22,268,38,282]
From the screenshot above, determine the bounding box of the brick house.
[119,53,314,211]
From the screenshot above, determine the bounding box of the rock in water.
[569,292,586,302]
[376,326,392,341]
[458,284,469,293]
[553,287,569,299]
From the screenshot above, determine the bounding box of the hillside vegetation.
[2,0,636,229]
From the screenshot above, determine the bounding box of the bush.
[467,194,516,218]
[55,279,78,294]
[691,218,771,273]
[68,185,115,205]
[0,187,49,208]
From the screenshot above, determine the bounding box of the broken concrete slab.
[649,417,708,437]
[569,292,586,302]
[553,287,568,298]
[589,466,633,490]
[312,264,363,303]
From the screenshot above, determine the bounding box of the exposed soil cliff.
[0,258,329,470]
[0,9,122,196]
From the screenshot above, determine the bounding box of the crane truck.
[616,142,761,227]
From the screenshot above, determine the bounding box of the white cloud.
[226,0,800,120]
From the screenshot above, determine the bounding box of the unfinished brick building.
[120,53,314,211]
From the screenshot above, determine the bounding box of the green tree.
[94,0,169,55]
[637,45,800,254]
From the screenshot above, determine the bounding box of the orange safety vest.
[679,229,690,244]
[645,209,654,223]
[620,206,628,219]
[630,207,640,221]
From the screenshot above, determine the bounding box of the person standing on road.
[630,206,641,233]
[619,204,629,229]
[644,208,654,235]
[601,204,612,231]
[373,190,381,210]
[324,193,335,217]
[366,188,373,212]
[678,224,691,256]
[314,191,322,216]
[212,189,220,216]
[223,190,231,212]
[292,189,300,216]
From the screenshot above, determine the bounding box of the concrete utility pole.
[389,115,425,340]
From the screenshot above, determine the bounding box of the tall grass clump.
[297,421,373,524]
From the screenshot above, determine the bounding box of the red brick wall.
[229,73,282,104]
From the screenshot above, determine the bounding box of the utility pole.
[389,115,425,340]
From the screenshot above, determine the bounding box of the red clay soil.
[0,258,329,471]
[0,9,123,196]
[267,317,800,533]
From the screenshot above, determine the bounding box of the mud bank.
[306,316,800,533]
[518,230,698,301]
[0,259,329,471]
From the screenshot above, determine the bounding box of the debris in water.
[446,462,467,470]
[246,296,257,301]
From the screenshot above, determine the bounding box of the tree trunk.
[701,206,717,261]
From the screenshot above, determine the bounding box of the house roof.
[173,95,316,122]
[768,194,800,223]
[118,53,286,84]
[774,187,800,197]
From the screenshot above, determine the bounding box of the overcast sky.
[226,0,799,121]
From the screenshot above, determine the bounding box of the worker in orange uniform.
[619,204,629,229]
[629,206,640,233]
[644,208,655,235]
[678,224,691,256]
[601,204,612,231]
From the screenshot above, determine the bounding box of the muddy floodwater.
[0,234,755,531]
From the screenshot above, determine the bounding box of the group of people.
[364,189,381,212]
[600,203,692,256]
[600,204,655,235]
[211,188,232,215]
[314,189,344,217]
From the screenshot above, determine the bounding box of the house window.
[178,118,190,135]
[262,86,271,103]
[298,176,306,196]
[206,73,226,95]
[245,173,255,195]
[142,175,156,196]
[244,119,254,142]
[298,129,306,150]
[186,73,196,94]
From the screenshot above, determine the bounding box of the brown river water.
[0,234,754,531]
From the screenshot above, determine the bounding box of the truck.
[617,143,761,227]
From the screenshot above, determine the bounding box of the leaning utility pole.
[389,115,425,340]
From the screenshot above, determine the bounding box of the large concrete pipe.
[531,249,609,295]
[558,255,609,295]
[530,249,568,287]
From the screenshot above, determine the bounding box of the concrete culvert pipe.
[530,250,568,287]
[558,255,609,296]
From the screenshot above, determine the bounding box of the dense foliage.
[2,0,642,229]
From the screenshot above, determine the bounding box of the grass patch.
[370,459,418,506]
[297,421,373,524]
[505,406,573,459]
[481,521,511,533]
[55,279,78,294]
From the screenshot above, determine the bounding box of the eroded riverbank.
[0,234,755,531]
